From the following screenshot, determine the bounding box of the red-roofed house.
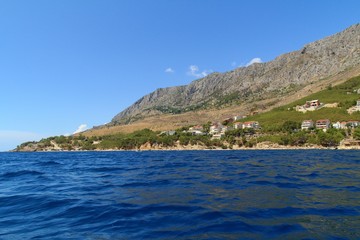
[316,119,331,130]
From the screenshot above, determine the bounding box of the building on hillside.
[160,130,176,136]
[211,133,225,140]
[316,119,331,130]
[296,99,323,113]
[209,123,223,135]
[347,99,360,114]
[234,122,243,129]
[189,125,204,131]
[332,121,341,129]
[221,125,233,134]
[243,121,260,129]
[333,121,360,129]
[305,100,321,108]
[346,120,360,128]
[188,130,205,136]
[233,116,247,121]
[340,121,348,129]
[301,120,314,130]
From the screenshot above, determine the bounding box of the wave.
[0,151,359,239]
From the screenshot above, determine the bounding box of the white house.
[211,133,225,140]
[234,122,243,129]
[301,120,314,130]
[160,130,176,136]
[332,121,341,129]
[221,126,233,134]
[347,99,360,114]
[233,116,247,121]
[210,123,223,135]
[188,130,205,136]
[243,121,260,129]
[189,125,204,131]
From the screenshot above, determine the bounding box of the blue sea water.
[0,150,359,239]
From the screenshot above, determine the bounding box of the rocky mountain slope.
[111,24,360,125]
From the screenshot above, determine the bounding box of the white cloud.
[187,65,212,78]
[165,67,174,73]
[0,130,43,151]
[245,57,262,67]
[231,61,237,67]
[73,124,88,134]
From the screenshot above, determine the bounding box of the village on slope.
[14,90,360,151]
[160,98,360,148]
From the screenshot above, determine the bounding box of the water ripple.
[0,150,359,239]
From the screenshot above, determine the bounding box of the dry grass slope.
[82,66,360,137]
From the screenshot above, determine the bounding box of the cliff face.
[112,24,360,124]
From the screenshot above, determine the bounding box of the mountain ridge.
[111,23,360,125]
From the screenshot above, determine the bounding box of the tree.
[282,121,301,133]
[202,121,212,133]
[354,128,360,140]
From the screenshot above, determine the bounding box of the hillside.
[111,23,360,127]
[16,74,360,152]
[244,75,360,130]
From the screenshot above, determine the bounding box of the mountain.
[111,24,360,127]
[16,74,360,152]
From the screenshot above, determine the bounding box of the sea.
[0,150,359,239]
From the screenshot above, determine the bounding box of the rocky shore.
[15,140,358,152]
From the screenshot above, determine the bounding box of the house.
[346,121,360,128]
[296,99,323,113]
[340,121,348,129]
[234,122,243,129]
[332,121,341,129]
[209,123,223,135]
[221,125,233,134]
[316,119,331,130]
[189,125,204,131]
[301,120,314,130]
[347,100,360,114]
[243,121,260,129]
[211,133,225,140]
[233,116,247,121]
[160,130,176,136]
[334,121,360,129]
[188,125,205,135]
[188,130,205,136]
[305,100,320,108]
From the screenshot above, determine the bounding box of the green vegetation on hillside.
[16,76,360,151]
[244,75,360,132]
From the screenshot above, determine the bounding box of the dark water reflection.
[0,150,359,239]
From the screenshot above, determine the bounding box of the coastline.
[12,144,360,152]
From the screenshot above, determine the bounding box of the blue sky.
[1,0,359,151]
